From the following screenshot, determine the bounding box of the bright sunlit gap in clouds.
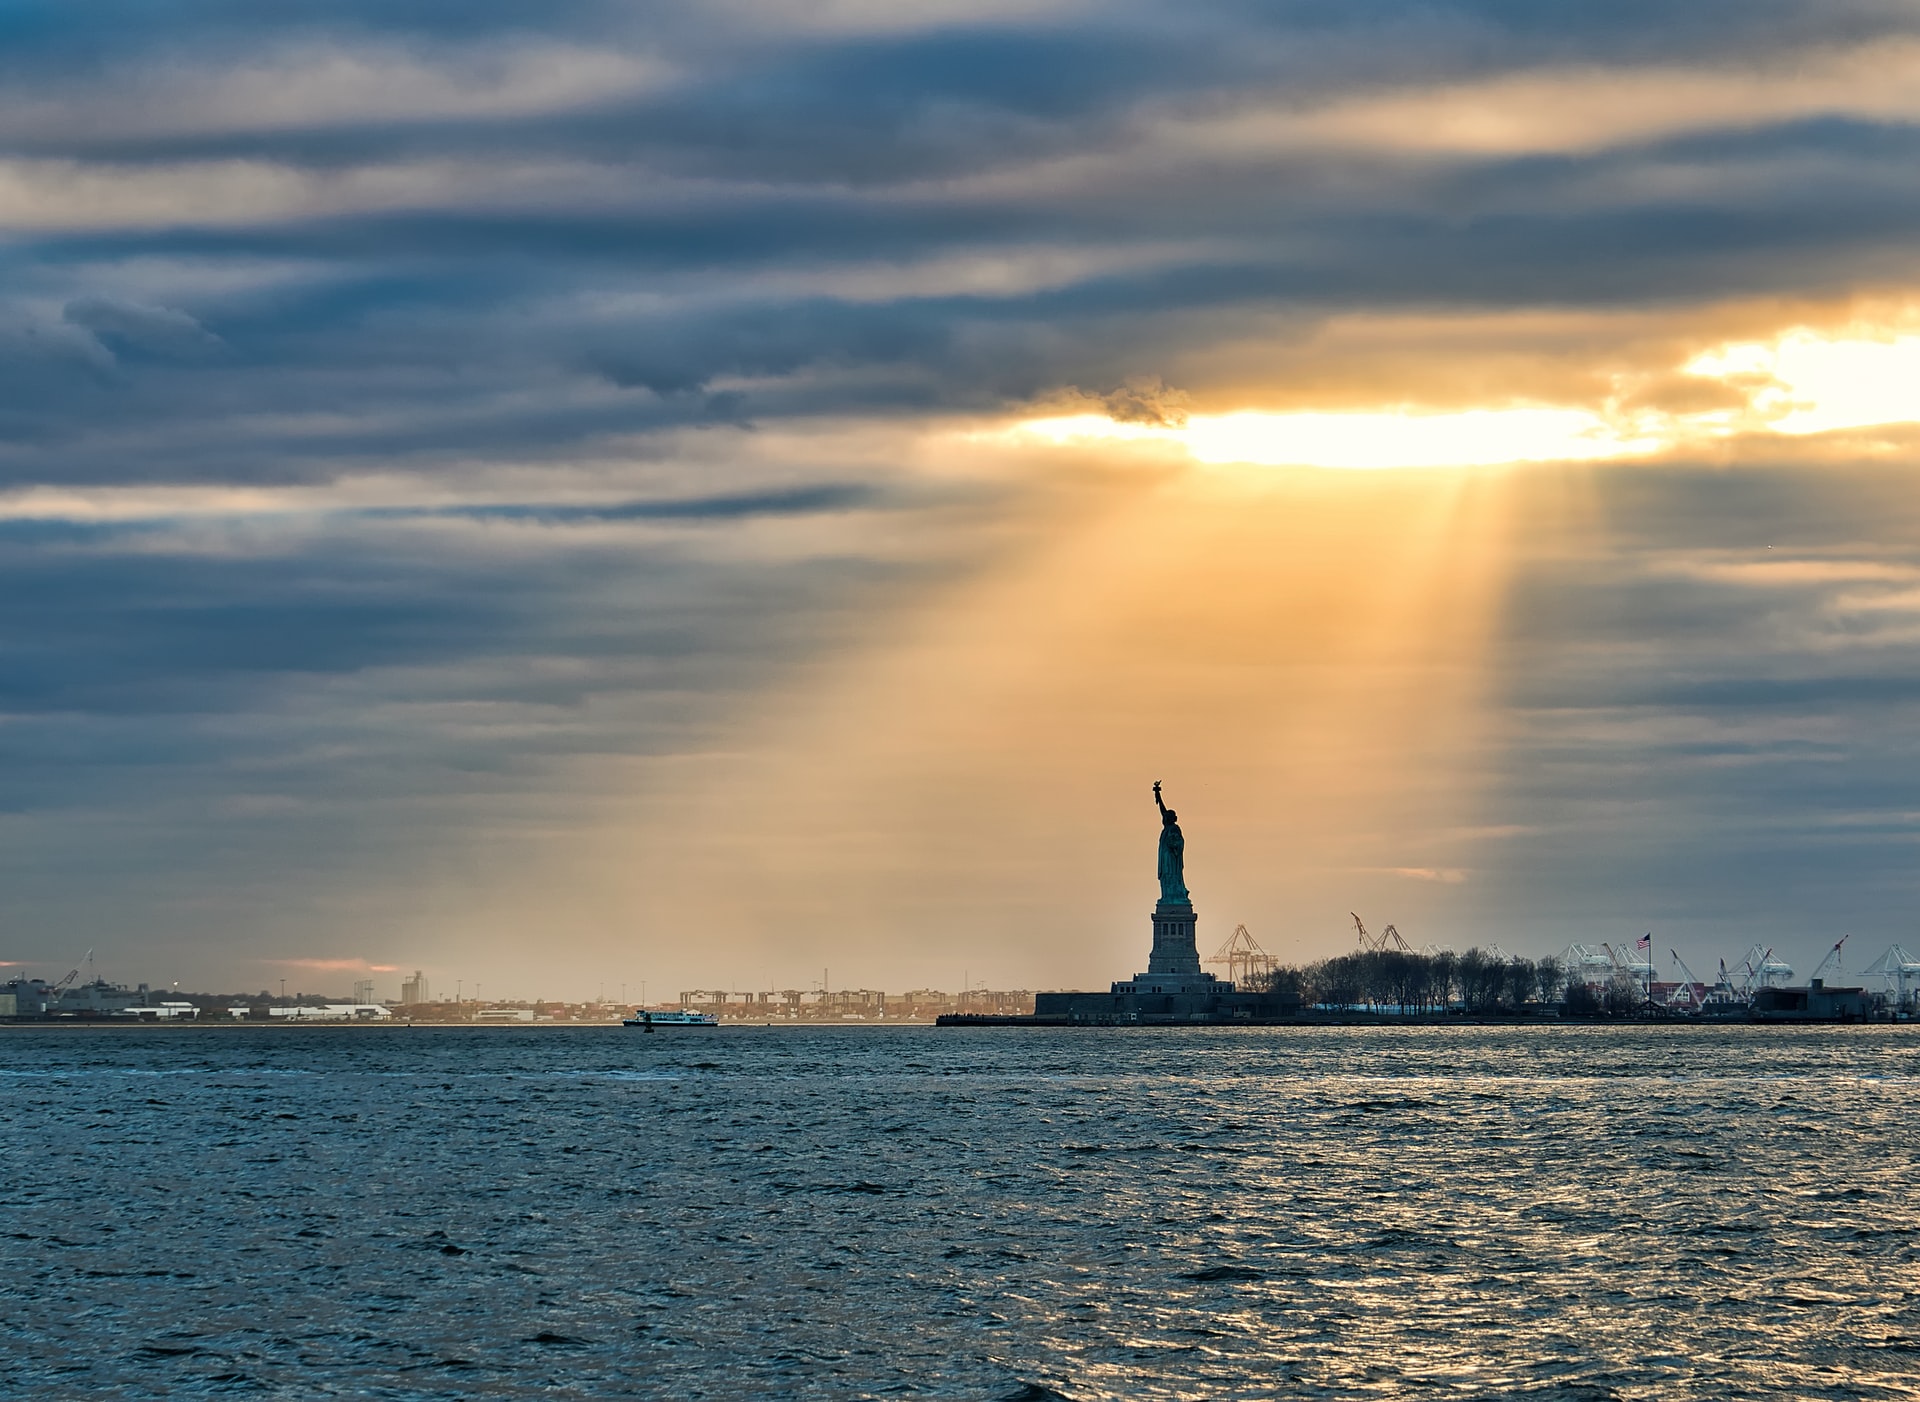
[3,326,1916,528]
[1685,329,1920,437]
[1013,407,1653,470]
[1006,326,1920,470]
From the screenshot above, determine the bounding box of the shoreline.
[2,1015,1913,1031]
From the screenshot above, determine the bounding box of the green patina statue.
[1153,780,1189,904]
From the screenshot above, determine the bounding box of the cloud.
[1199,40,1920,160]
[1095,376,1191,427]
[63,297,223,360]
[0,42,669,150]
[261,957,399,972]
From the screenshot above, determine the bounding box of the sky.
[7,1,1920,1000]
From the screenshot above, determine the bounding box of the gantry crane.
[1206,924,1277,985]
[1861,944,1920,1009]
[1732,944,1792,993]
[1562,944,1614,989]
[1350,913,1412,954]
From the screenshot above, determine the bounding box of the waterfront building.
[266,1004,393,1020]
[1,979,54,1018]
[1751,980,1872,1022]
[122,1002,200,1020]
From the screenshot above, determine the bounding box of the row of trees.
[1256,948,1644,1015]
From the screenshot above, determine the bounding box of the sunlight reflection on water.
[2,1024,1915,1399]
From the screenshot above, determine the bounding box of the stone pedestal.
[1147,900,1202,976]
[1107,900,1224,996]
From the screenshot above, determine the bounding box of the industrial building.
[2,973,177,1020]
[257,1004,393,1021]
[1750,980,1873,1022]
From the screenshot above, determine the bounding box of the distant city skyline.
[2,925,1889,1013]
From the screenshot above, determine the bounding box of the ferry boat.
[622,1009,719,1027]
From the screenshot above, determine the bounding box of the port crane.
[1861,944,1920,1009]
[1350,914,1412,953]
[1601,941,1653,977]
[1809,935,1850,983]
[1561,944,1614,989]
[1732,944,1793,993]
[1668,948,1709,1007]
[48,948,92,996]
[1206,924,1278,985]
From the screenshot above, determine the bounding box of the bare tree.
[1534,956,1564,1006]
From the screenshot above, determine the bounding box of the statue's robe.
[1158,822,1188,903]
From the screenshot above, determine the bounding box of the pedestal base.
[1107,900,1225,995]
[1109,972,1225,996]
[1146,899,1203,977]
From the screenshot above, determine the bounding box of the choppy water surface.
[3,1025,1917,1399]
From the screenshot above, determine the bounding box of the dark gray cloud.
[1466,458,1920,964]
[5,0,1918,493]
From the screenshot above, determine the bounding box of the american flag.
[1636,933,1652,951]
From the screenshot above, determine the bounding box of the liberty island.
[1019,783,1293,1024]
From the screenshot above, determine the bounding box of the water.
[2,1025,1916,1400]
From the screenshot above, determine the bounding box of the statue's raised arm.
[1153,779,1167,816]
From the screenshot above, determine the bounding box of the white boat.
[622,1009,718,1027]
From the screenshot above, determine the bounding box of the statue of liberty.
[1153,780,1189,904]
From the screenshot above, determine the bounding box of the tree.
[1456,948,1500,1011]
[1562,980,1601,1017]
[1534,956,1565,1006]
[1505,958,1536,1010]
[1602,972,1641,1016]
[1260,964,1305,1004]
[1314,956,1362,1010]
